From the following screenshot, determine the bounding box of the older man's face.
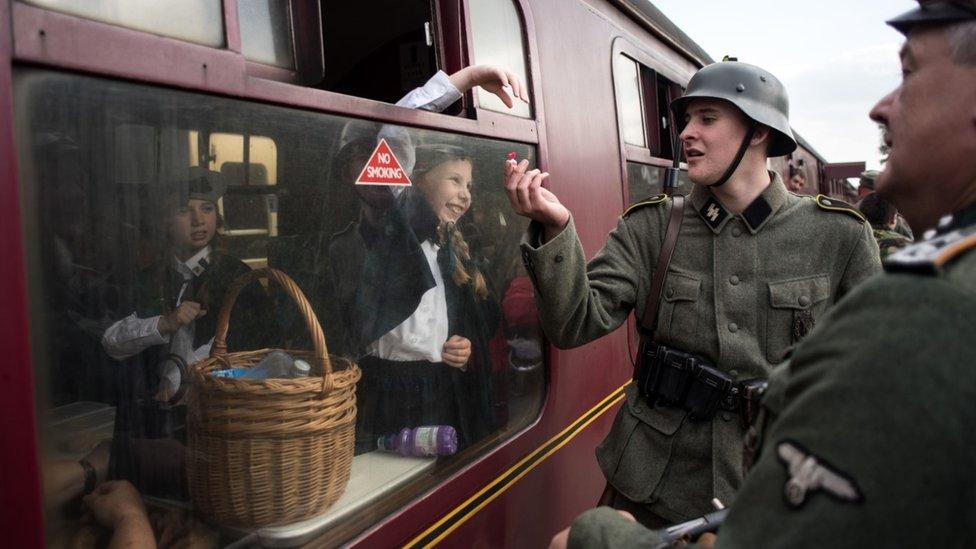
[870,25,976,229]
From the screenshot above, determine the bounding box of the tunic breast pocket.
[661,272,701,347]
[765,274,831,363]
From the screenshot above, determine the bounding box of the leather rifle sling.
[640,194,685,336]
[596,195,685,509]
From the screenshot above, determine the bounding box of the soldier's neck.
[710,158,771,214]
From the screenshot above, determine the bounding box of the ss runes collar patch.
[776,440,864,508]
[699,197,729,229]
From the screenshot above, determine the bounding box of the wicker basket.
[186,268,361,528]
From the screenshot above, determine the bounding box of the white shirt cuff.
[394,70,463,112]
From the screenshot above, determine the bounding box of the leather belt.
[634,340,766,426]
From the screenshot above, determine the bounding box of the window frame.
[9,0,543,146]
[229,0,325,85]
[611,37,693,204]
[457,0,542,128]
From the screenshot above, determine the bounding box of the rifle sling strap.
[639,194,685,336]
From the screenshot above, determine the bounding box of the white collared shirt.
[101,246,214,363]
[365,72,463,362]
[367,240,450,362]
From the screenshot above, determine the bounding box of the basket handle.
[210,267,334,394]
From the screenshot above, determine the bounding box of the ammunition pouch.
[635,339,767,425]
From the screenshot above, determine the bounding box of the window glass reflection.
[614,54,646,147]
[238,0,296,69]
[626,161,692,202]
[468,0,532,118]
[24,0,224,47]
[15,69,544,546]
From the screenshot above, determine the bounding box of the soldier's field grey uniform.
[522,172,880,523]
[521,60,881,525]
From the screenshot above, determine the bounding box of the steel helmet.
[671,60,797,157]
[887,0,976,35]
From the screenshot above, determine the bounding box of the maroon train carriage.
[0,1,849,547]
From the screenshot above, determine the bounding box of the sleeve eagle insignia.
[776,440,864,508]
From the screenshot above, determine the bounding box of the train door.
[610,38,693,364]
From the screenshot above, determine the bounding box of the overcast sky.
[650,0,916,170]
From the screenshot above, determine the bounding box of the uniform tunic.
[567,206,976,548]
[521,173,881,521]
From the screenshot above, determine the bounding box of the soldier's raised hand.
[504,158,570,240]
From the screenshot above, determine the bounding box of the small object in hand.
[506,151,517,161]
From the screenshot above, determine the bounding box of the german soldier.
[504,59,881,528]
[553,1,976,546]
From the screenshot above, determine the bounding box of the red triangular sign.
[355,138,412,186]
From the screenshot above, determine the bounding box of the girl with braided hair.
[330,142,500,453]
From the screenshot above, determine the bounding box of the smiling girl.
[332,142,498,453]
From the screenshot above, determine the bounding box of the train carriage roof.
[612,0,715,66]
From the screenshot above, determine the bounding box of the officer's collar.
[173,245,212,278]
[934,201,976,236]
[690,170,787,235]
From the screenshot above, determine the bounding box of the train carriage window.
[613,52,687,160]
[23,0,224,47]
[613,54,646,148]
[15,69,544,546]
[467,0,532,118]
[613,46,692,198]
[238,0,297,69]
[626,162,692,203]
[319,0,439,104]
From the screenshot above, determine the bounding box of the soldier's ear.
[750,125,771,150]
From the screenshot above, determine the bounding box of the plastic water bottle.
[377,426,458,457]
[241,351,309,379]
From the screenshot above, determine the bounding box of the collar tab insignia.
[699,197,729,230]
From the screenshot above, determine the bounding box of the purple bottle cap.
[437,426,458,456]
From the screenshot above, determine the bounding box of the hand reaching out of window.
[448,65,529,109]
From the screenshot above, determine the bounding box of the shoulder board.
[815,195,865,223]
[623,194,668,217]
[885,224,976,275]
